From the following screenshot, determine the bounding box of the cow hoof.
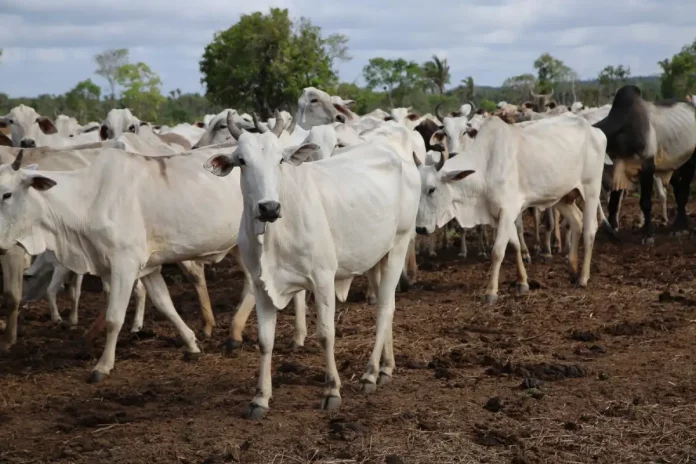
[398,274,410,292]
[222,338,242,356]
[87,371,107,384]
[197,329,211,340]
[377,373,392,386]
[568,272,579,285]
[484,294,498,305]
[458,252,467,258]
[58,320,72,331]
[428,252,437,258]
[642,236,655,246]
[540,253,552,262]
[183,351,203,362]
[367,294,377,305]
[244,403,268,420]
[522,255,531,264]
[516,283,529,296]
[576,280,588,289]
[321,395,342,410]
[360,380,377,395]
[290,340,305,352]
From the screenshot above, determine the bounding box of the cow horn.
[252,112,267,133]
[548,88,554,97]
[12,149,24,171]
[434,152,446,171]
[530,89,540,98]
[226,111,244,140]
[435,102,446,122]
[286,116,297,134]
[271,110,284,138]
[412,152,422,167]
[467,100,477,119]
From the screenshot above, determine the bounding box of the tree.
[200,8,342,117]
[422,55,450,94]
[659,38,696,98]
[598,65,631,99]
[362,58,423,106]
[533,53,570,93]
[462,76,475,102]
[94,48,129,101]
[115,62,166,122]
[65,79,102,122]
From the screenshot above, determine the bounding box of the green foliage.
[598,65,631,99]
[422,55,451,94]
[461,76,475,101]
[94,48,129,100]
[363,58,424,107]
[200,8,340,117]
[659,38,696,98]
[478,99,497,112]
[65,79,102,122]
[533,53,572,93]
[115,62,166,122]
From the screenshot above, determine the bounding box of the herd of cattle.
[0,85,695,419]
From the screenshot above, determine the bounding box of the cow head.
[529,88,554,112]
[192,109,253,148]
[431,102,481,156]
[412,151,474,235]
[100,108,141,140]
[0,105,58,148]
[388,107,422,130]
[204,114,319,234]
[296,87,350,130]
[0,150,57,253]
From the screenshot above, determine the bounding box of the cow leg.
[0,247,26,350]
[177,260,215,339]
[405,236,417,282]
[654,177,669,225]
[68,274,84,328]
[245,289,277,420]
[607,190,623,231]
[227,248,256,350]
[639,160,656,244]
[577,193,600,287]
[531,208,542,255]
[313,279,342,411]
[441,222,450,249]
[130,279,146,333]
[484,210,514,304]
[541,208,554,259]
[671,152,696,234]
[515,213,531,264]
[89,265,140,382]
[47,265,71,324]
[366,265,380,305]
[477,225,489,258]
[140,270,200,356]
[427,233,437,257]
[552,208,562,254]
[361,235,409,394]
[292,291,308,349]
[459,227,468,258]
[554,202,583,284]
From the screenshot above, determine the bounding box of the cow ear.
[99,125,108,141]
[466,128,479,138]
[443,170,475,182]
[406,113,421,121]
[0,134,12,146]
[282,143,320,166]
[194,121,205,128]
[429,130,446,150]
[204,152,239,177]
[36,117,58,135]
[24,173,57,191]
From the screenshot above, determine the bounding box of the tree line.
[1,8,694,125]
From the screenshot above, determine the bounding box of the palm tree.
[422,55,451,94]
[462,76,475,101]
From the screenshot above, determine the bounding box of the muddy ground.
[1,198,695,464]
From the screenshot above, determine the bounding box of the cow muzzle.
[257,201,282,222]
[20,139,36,148]
[415,227,429,235]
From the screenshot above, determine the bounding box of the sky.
[1,0,695,98]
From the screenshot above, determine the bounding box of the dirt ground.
[1,198,695,464]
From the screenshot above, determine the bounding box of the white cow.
[158,123,206,147]
[415,115,607,303]
[0,105,100,148]
[204,119,420,419]
[55,115,81,138]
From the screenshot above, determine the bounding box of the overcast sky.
[1,0,695,98]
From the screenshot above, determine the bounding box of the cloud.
[1,0,694,97]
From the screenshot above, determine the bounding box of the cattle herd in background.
[0,85,695,419]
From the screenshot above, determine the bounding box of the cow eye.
[2,193,11,200]
[219,125,227,129]
[310,99,319,103]
[128,125,136,133]
[279,158,284,164]
[428,187,436,195]
[8,119,14,125]
[238,158,246,166]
